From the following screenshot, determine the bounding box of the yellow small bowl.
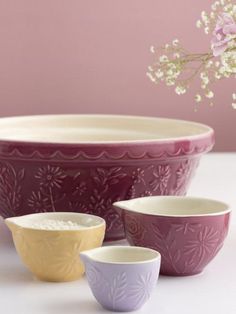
[5,212,105,282]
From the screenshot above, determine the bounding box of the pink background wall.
[0,0,235,151]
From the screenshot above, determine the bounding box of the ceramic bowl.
[80,246,161,312]
[114,196,231,276]
[5,212,105,282]
[0,114,214,241]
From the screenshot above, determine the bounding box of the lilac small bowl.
[114,196,231,276]
[80,246,161,312]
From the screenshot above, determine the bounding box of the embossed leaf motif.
[93,167,127,194]
[152,223,181,273]
[0,162,25,217]
[108,272,128,309]
[86,264,108,291]
[150,165,171,194]
[172,222,201,234]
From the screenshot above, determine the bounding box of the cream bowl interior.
[0,114,213,143]
[114,196,230,217]
[6,212,105,230]
[81,246,160,264]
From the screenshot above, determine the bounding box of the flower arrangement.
[147,0,236,109]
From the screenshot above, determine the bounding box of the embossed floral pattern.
[128,271,157,307]
[125,214,146,243]
[84,264,158,311]
[0,157,204,240]
[152,223,181,273]
[31,165,66,212]
[184,226,219,268]
[35,165,66,189]
[53,241,82,278]
[28,191,51,212]
[172,222,201,234]
[108,272,128,309]
[0,161,24,217]
[131,220,227,275]
[150,165,171,194]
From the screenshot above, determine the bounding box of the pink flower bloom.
[211,13,236,57]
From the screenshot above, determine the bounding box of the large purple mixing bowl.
[0,114,214,241]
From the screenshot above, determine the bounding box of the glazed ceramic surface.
[114,196,231,276]
[0,114,214,241]
[5,212,105,282]
[80,246,161,312]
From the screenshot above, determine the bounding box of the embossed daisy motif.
[28,191,50,212]
[150,165,171,194]
[53,242,82,279]
[184,226,219,264]
[35,165,66,189]
[128,272,156,307]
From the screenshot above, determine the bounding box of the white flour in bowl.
[24,219,87,230]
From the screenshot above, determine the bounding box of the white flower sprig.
[147,0,236,109]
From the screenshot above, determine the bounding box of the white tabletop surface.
[1,153,236,314]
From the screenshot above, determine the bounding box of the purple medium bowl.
[80,246,161,312]
[0,114,214,241]
[114,196,231,276]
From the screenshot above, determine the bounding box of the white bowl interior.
[82,246,160,264]
[7,212,105,230]
[0,115,213,143]
[115,197,230,217]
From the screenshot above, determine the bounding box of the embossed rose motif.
[125,215,146,242]
[35,165,66,189]
[150,165,171,194]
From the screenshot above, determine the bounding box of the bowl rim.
[113,196,231,217]
[0,114,214,145]
[5,212,106,231]
[80,245,161,264]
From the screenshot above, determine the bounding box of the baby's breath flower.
[196,20,202,28]
[159,55,168,63]
[146,72,156,82]
[221,51,236,73]
[175,86,186,95]
[214,71,222,79]
[195,94,202,102]
[150,46,155,53]
[155,69,164,78]
[166,78,175,86]
[173,52,180,58]
[172,39,179,46]
[147,1,236,110]
[205,90,214,98]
